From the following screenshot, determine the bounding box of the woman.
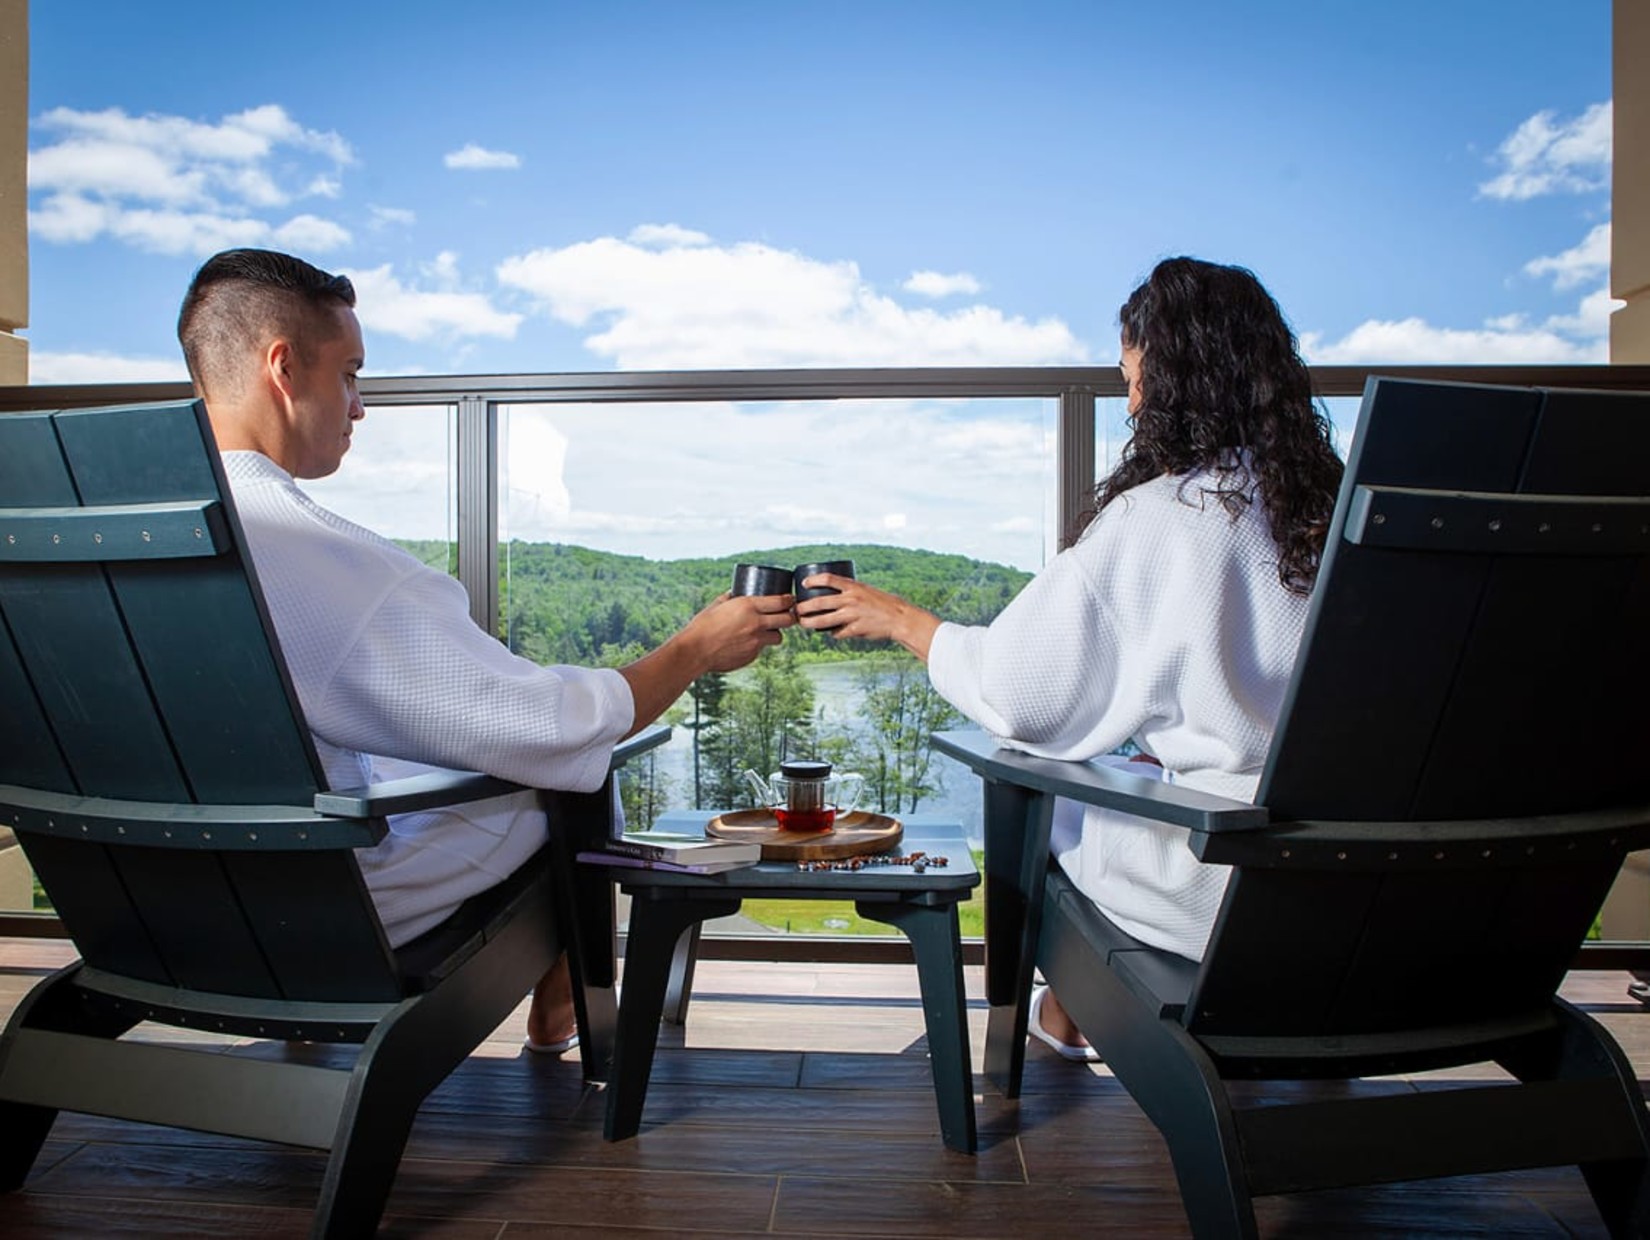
[795,257,1343,1060]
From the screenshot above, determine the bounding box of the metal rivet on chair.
[1593,523,1604,533]
[1372,513,1386,525]
[1481,849,1491,858]
[1387,851,1398,861]
[194,527,203,538]
[1538,522,1551,533]
[1430,517,1444,529]
[1488,519,1502,531]
[1336,851,1347,861]
[51,533,60,544]
[142,530,151,541]
[1280,848,1291,859]
[1434,851,1444,860]
[93,532,103,543]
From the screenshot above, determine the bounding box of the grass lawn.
[740,848,984,938]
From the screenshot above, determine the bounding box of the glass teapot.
[743,759,865,833]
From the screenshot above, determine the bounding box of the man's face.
[286,304,366,479]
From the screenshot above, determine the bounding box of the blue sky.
[19,1,1616,567]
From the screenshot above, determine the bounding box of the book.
[576,849,757,875]
[602,829,762,867]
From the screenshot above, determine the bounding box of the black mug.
[731,563,795,597]
[793,560,855,602]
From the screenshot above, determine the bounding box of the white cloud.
[273,213,353,252]
[499,399,1054,570]
[369,204,417,228]
[628,223,712,248]
[904,270,982,298]
[495,234,1085,369]
[346,261,523,342]
[1524,221,1611,290]
[28,103,354,257]
[1301,296,1614,365]
[443,143,521,170]
[28,351,189,384]
[1478,100,1612,201]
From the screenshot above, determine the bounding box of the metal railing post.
[455,395,499,635]
[1057,386,1096,551]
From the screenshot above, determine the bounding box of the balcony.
[4,363,1650,1236]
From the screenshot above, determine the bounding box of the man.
[177,248,794,1049]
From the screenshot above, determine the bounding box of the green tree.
[843,651,962,813]
[618,753,675,831]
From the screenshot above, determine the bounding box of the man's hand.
[618,592,795,735]
[684,591,796,672]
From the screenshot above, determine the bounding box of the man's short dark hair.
[177,249,357,399]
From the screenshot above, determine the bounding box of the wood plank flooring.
[1,938,1645,1237]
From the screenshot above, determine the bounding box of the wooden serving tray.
[705,809,903,861]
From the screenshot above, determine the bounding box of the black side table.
[585,815,980,1154]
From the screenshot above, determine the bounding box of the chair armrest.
[931,728,1269,834]
[315,726,674,820]
[613,724,671,766]
[315,770,525,819]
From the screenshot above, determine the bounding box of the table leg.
[858,898,977,1155]
[663,920,704,1027]
[605,894,740,1142]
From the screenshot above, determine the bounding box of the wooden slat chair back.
[0,399,644,1237]
[1197,379,1650,1044]
[0,400,405,1004]
[936,377,1650,1239]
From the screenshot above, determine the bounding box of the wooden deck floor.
[1,937,1645,1238]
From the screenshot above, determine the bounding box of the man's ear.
[265,338,299,402]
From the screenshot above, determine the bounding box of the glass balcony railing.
[6,363,1650,959]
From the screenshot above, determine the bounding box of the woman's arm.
[793,572,943,660]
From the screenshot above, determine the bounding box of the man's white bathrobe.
[224,451,634,947]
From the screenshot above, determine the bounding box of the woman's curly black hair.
[1085,256,1344,595]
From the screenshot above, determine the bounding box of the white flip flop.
[523,1032,579,1055]
[1027,985,1101,1063]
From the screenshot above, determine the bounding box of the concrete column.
[0,0,25,384]
[1613,0,1650,361]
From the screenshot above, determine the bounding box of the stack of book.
[578,828,762,874]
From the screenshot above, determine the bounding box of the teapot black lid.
[779,759,832,779]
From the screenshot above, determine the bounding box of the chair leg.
[859,898,977,1154]
[605,895,740,1141]
[1046,927,1256,1239]
[980,782,1055,1099]
[0,964,140,1192]
[310,1071,420,1240]
[0,1100,56,1192]
[1499,1000,1650,1238]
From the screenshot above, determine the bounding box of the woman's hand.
[793,573,941,661]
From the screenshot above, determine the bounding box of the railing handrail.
[6,362,1650,412]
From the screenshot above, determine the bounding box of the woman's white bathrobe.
[224,451,635,947]
[927,467,1312,960]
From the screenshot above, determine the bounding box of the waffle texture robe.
[224,451,634,946]
[927,467,1312,960]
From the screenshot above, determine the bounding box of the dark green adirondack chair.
[936,377,1650,1238]
[0,399,653,1237]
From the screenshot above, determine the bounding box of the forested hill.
[399,540,1033,667]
